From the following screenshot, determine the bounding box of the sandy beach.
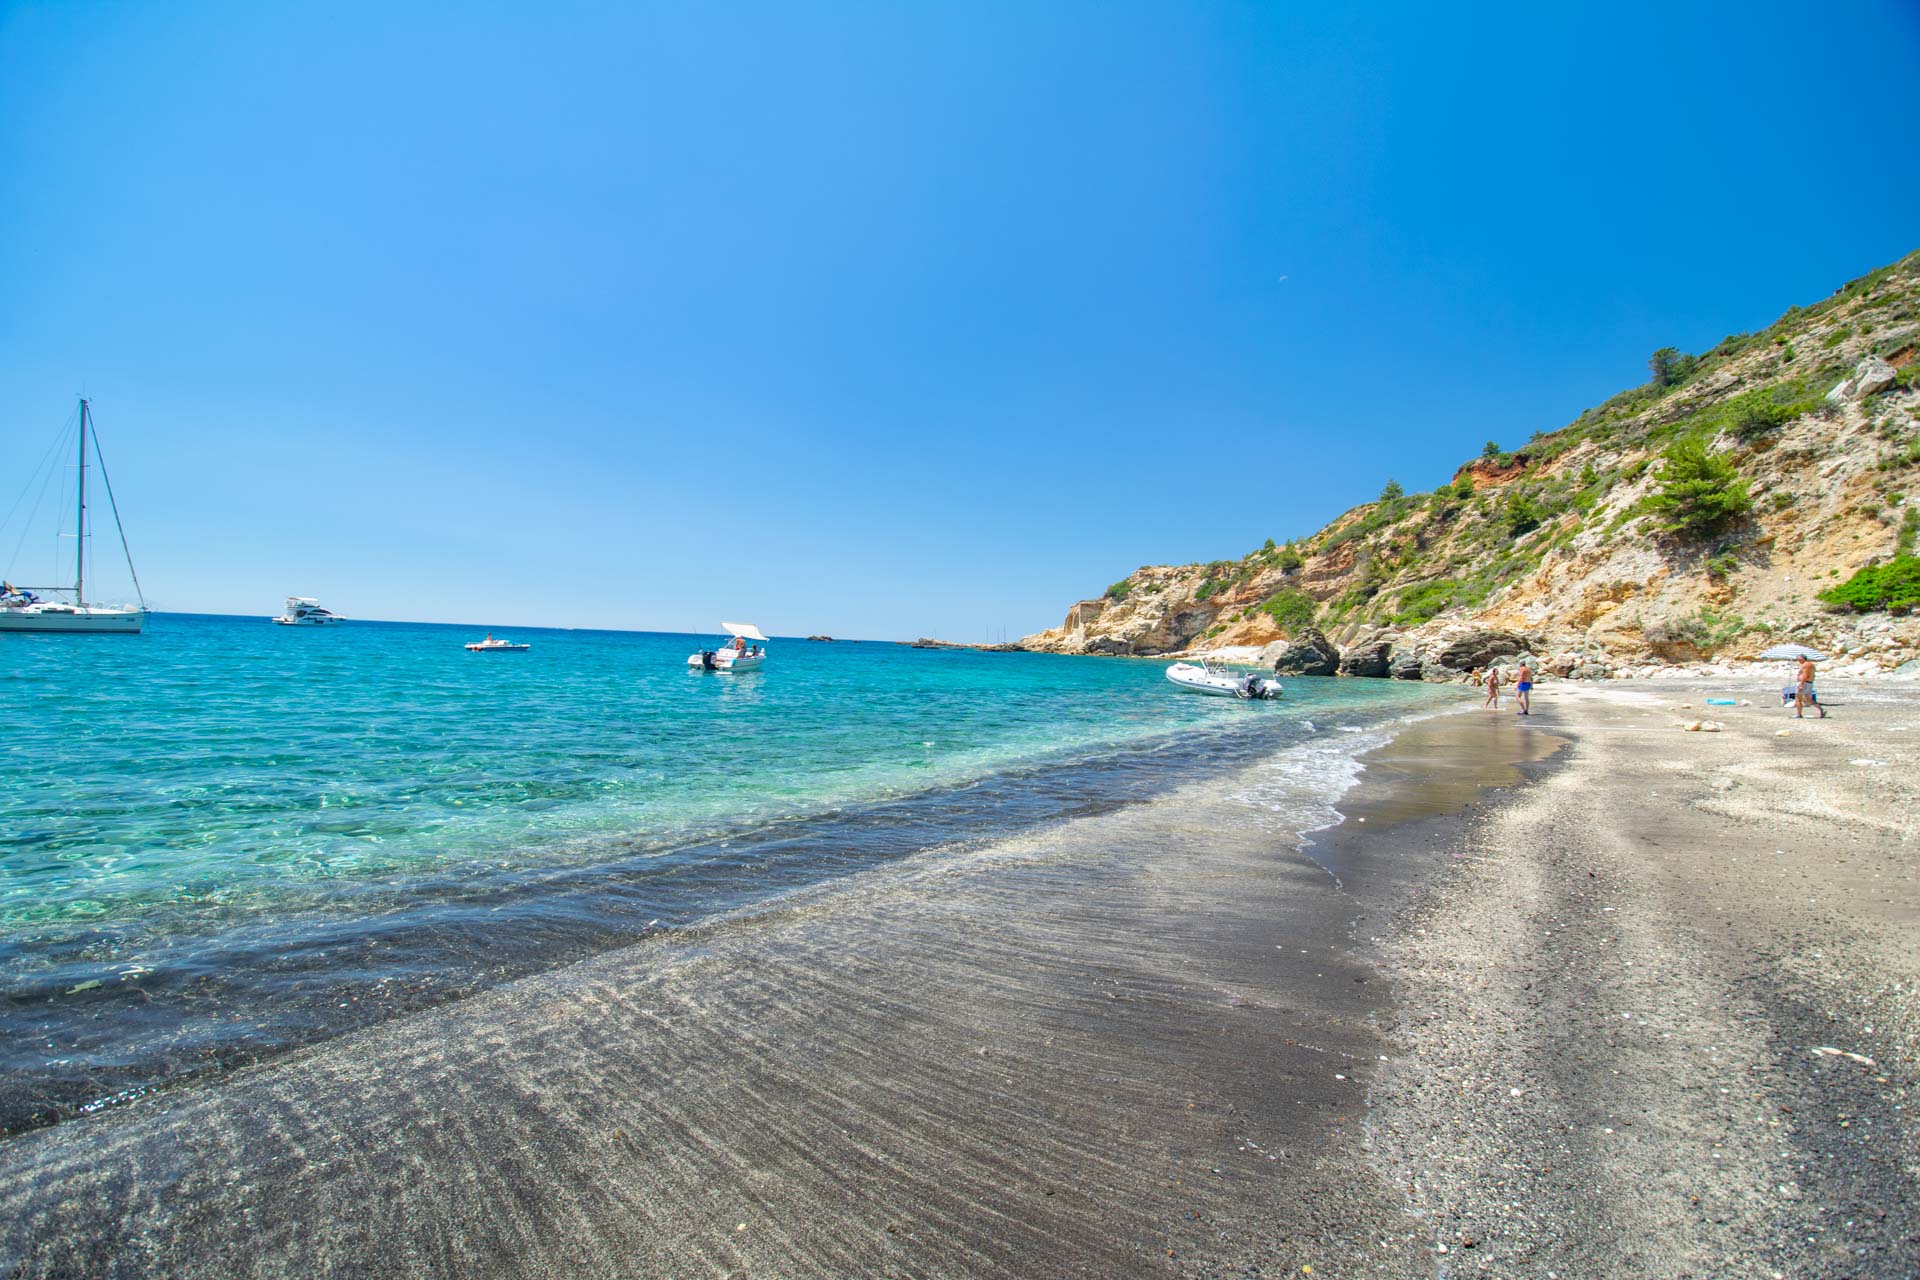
[1,680,1915,1278]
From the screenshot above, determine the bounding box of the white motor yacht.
[0,399,148,634]
[689,622,769,672]
[274,597,345,626]
[1165,658,1283,699]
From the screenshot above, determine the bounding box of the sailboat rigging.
[0,398,148,633]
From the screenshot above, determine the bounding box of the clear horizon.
[5,2,1918,639]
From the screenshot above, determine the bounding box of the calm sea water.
[0,614,1451,1131]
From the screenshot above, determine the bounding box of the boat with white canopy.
[689,622,769,672]
[1165,657,1283,699]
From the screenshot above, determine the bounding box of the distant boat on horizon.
[466,633,530,652]
[274,596,345,626]
[0,398,147,634]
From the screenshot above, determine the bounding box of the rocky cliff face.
[1021,251,1920,681]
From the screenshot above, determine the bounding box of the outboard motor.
[701,649,717,671]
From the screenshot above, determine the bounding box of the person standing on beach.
[1483,666,1501,709]
[1794,655,1826,719]
[1514,660,1534,716]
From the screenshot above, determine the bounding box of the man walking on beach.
[1514,660,1534,716]
[1794,655,1826,719]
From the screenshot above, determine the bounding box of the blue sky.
[4,1,1917,639]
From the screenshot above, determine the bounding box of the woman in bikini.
[1483,666,1502,709]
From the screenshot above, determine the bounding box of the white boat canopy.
[722,621,768,642]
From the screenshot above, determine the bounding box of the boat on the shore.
[689,622,768,672]
[466,634,530,652]
[1166,658,1283,699]
[274,596,345,626]
[0,399,147,634]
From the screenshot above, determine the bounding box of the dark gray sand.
[1369,681,1920,1278]
[2,685,1915,1278]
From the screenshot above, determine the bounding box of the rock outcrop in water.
[1266,628,1340,676]
[1020,250,1920,680]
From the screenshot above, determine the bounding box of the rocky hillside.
[1021,250,1920,681]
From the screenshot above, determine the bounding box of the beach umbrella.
[1757,643,1829,661]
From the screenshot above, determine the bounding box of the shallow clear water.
[0,614,1452,1130]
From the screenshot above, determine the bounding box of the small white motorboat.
[465,634,530,652]
[274,596,345,625]
[689,621,768,672]
[1166,658,1283,699]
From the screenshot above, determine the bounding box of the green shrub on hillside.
[1274,543,1304,573]
[1260,588,1319,633]
[1379,479,1403,502]
[1391,579,1460,626]
[1648,347,1699,389]
[1644,439,1752,535]
[1105,579,1132,601]
[1502,492,1548,538]
[1727,389,1793,439]
[1818,556,1920,613]
[1321,496,1417,553]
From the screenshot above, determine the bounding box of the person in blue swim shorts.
[1514,660,1534,716]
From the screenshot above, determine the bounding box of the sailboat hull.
[0,607,144,633]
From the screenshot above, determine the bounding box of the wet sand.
[2,682,1914,1277]
[0,710,1553,1279]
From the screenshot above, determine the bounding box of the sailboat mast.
[76,397,88,605]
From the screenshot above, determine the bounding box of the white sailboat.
[0,398,147,634]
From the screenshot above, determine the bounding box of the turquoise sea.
[1,614,1451,1131]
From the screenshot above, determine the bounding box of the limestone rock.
[1827,354,1899,401]
[1339,630,1395,678]
[1065,598,1108,631]
[1642,618,1706,662]
[1269,628,1340,676]
[1388,647,1426,680]
[1433,628,1533,671]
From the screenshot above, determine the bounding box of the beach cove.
[4,674,1913,1277]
